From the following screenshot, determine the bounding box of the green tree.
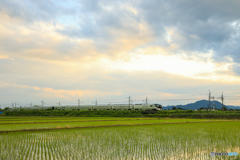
[4,107,10,111]
[222,106,228,111]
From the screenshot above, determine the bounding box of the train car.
[7,103,162,111]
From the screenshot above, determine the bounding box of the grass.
[0,121,239,159]
[0,117,157,124]
[4,110,240,119]
[0,116,232,132]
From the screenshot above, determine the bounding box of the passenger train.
[8,104,162,111]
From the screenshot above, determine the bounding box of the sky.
[1,0,240,108]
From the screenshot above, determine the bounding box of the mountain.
[162,100,240,110]
[227,105,240,109]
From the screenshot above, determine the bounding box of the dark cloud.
[56,1,145,55]
[213,26,240,63]
[1,0,240,61]
[137,0,240,62]
[0,0,240,65]
[53,0,240,64]
[2,0,240,106]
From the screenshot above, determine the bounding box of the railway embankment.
[2,110,240,119]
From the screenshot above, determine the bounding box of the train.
[7,104,162,111]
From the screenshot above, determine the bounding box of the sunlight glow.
[99,54,238,81]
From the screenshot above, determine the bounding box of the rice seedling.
[0,121,239,159]
[0,117,229,131]
[0,116,157,124]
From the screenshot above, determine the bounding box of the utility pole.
[56,102,60,107]
[146,96,148,104]
[212,96,215,111]
[15,102,16,109]
[221,92,224,110]
[41,101,44,111]
[95,100,97,106]
[208,90,211,110]
[128,96,131,109]
[12,103,14,109]
[78,99,80,109]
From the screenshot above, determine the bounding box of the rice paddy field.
[0,116,239,159]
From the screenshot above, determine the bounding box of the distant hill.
[163,100,240,110]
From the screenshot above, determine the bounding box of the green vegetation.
[3,110,149,117]
[3,110,240,119]
[0,121,239,159]
[0,116,228,132]
[0,117,156,124]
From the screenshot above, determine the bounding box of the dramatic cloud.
[1,0,240,107]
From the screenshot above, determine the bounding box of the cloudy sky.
[1,0,240,107]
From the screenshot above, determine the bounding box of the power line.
[7,91,240,108]
[147,98,203,101]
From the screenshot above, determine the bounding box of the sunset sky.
[1,0,240,107]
